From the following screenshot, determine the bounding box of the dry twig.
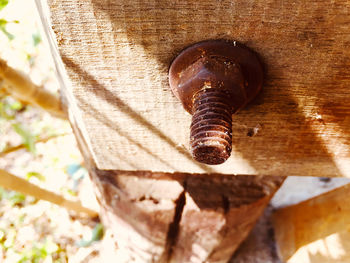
[0,58,67,119]
[0,168,98,217]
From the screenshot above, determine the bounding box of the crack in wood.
[160,181,187,263]
[222,194,230,214]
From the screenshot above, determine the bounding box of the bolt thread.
[190,89,233,165]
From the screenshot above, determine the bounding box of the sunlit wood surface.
[39,0,350,176]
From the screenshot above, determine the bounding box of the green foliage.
[77,223,104,247]
[9,100,22,110]
[0,0,10,38]
[0,100,15,120]
[0,185,66,262]
[18,238,60,263]
[26,171,45,182]
[2,228,16,249]
[0,0,8,11]
[0,229,4,241]
[0,96,24,120]
[32,32,41,47]
[0,187,26,206]
[0,186,64,261]
[12,123,36,153]
[0,0,19,41]
[0,231,62,263]
[65,188,77,196]
[0,18,15,40]
[0,96,40,156]
[7,191,26,206]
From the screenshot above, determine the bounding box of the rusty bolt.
[169,40,263,165]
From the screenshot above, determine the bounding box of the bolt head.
[169,39,264,113]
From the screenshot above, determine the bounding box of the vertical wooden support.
[91,171,185,262]
[89,170,283,262]
[170,177,279,262]
[38,96,284,262]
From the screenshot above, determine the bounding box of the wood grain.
[41,0,350,176]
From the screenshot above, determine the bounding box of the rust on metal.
[169,40,263,165]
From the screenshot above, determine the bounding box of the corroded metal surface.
[169,40,263,165]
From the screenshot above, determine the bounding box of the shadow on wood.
[60,55,216,174]
[44,0,350,176]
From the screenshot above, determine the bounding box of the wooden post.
[273,183,350,263]
[90,171,284,262]
[169,176,282,262]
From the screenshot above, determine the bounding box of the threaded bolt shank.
[190,89,233,165]
[169,40,263,165]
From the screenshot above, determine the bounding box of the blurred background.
[0,0,104,262]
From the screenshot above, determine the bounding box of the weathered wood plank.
[41,0,350,176]
[273,183,350,262]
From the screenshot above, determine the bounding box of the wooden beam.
[273,183,350,262]
[36,0,350,176]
